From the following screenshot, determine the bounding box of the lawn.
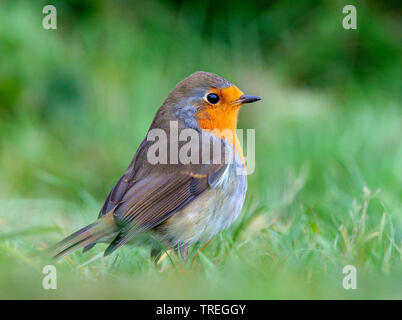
[0,1,401,299]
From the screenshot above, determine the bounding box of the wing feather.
[103,165,224,255]
[88,136,230,256]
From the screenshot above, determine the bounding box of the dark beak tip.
[241,95,262,104]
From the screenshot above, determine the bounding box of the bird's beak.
[237,95,262,104]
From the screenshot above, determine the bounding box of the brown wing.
[97,139,150,217]
[102,163,226,256]
[83,140,149,253]
[89,134,229,255]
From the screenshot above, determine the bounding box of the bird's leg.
[174,243,189,264]
[150,247,163,266]
[191,238,213,264]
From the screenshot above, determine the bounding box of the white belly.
[159,157,247,246]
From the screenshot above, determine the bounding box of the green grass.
[1,93,401,299]
[0,1,401,299]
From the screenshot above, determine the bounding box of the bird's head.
[159,71,261,133]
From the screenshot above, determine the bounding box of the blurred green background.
[0,0,401,299]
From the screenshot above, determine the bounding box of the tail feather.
[50,213,118,260]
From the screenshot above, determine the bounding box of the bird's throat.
[196,106,245,166]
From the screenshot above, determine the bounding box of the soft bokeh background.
[0,0,401,299]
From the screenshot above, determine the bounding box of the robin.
[51,71,261,263]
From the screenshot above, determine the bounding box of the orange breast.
[196,86,245,167]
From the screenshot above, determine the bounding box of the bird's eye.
[206,93,220,104]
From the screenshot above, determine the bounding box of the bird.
[50,71,261,263]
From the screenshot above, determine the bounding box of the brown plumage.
[50,71,261,262]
